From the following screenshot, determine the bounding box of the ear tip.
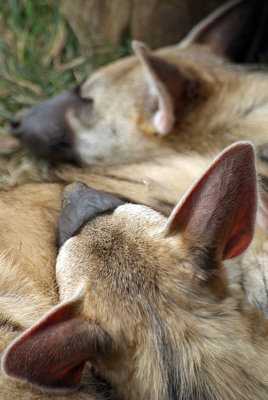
[154,110,174,135]
[132,40,149,56]
[228,140,254,150]
[225,141,255,160]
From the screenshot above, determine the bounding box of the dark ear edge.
[2,294,114,393]
[58,182,125,247]
[180,0,268,62]
[163,141,257,266]
[132,40,203,135]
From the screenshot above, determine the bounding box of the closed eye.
[80,96,94,104]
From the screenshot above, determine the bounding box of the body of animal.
[2,142,268,400]
[1,0,268,396]
[0,183,119,399]
[5,1,268,311]
[8,0,268,180]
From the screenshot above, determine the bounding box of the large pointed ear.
[163,142,257,264]
[132,40,198,136]
[58,182,125,247]
[180,0,268,62]
[2,293,114,392]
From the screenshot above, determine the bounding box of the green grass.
[0,0,131,126]
[0,0,131,186]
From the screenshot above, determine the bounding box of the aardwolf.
[0,182,119,399]
[9,0,268,180]
[2,142,268,400]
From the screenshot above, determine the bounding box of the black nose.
[9,115,21,129]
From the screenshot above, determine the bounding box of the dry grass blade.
[0,0,130,186]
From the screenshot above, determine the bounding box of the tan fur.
[39,45,268,196]
[54,153,212,215]
[10,2,268,186]
[225,223,268,318]
[39,46,268,225]
[0,184,118,399]
[38,141,265,399]
[71,45,268,164]
[0,144,267,399]
[50,199,268,399]
[3,2,268,396]
[240,226,268,316]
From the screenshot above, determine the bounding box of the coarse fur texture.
[1,1,268,397]
[2,142,268,400]
[0,183,118,399]
[236,188,268,316]
[9,0,268,187]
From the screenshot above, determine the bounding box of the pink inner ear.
[164,142,257,264]
[154,110,174,135]
[223,221,254,260]
[3,300,93,392]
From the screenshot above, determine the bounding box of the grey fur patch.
[58,182,125,246]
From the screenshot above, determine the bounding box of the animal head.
[10,0,268,166]
[4,142,266,400]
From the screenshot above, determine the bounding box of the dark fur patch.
[149,309,217,400]
[0,315,23,332]
[58,182,125,246]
